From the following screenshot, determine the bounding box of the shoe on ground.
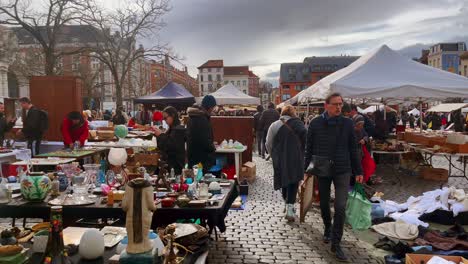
[285,204,296,222]
[331,244,349,262]
[323,227,331,244]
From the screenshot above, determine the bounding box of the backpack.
[39,109,49,132]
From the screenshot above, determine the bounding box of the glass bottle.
[41,206,73,264]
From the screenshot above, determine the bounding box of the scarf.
[128,178,151,243]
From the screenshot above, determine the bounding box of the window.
[208,83,213,90]
[200,75,204,82]
[282,94,291,100]
[217,68,221,72]
[231,81,235,85]
[208,74,212,81]
[302,67,309,74]
[201,84,204,91]
[283,85,290,90]
[295,85,302,91]
[72,55,80,71]
[208,68,211,72]
[243,90,247,94]
[237,81,241,86]
[242,80,247,86]
[216,74,221,81]
[288,67,296,74]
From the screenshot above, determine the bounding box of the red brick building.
[278,56,358,103]
[151,55,198,96]
[248,71,260,97]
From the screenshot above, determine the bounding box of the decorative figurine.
[155,160,171,191]
[120,178,157,264]
[162,224,177,264]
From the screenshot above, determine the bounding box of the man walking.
[304,93,363,262]
[18,97,46,155]
[253,105,264,157]
[259,102,279,159]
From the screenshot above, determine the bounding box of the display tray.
[48,195,96,206]
[36,150,96,158]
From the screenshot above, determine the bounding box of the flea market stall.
[293,45,468,263]
[133,81,196,110]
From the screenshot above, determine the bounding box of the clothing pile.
[376,187,468,227]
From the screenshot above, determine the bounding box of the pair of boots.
[324,227,349,262]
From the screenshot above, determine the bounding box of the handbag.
[345,183,372,230]
[306,115,342,177]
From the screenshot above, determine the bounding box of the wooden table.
[12,158,76,166]
[0,181,237,235]
[35,148,108,164]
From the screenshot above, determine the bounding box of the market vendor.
[61,111,89,149]
[152,106,186,174]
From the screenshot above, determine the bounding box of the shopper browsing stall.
[61,111,89,149]
[187,95,217,170]
[152,106,186,174]
[17,97,47,155]
[0,102,16,146]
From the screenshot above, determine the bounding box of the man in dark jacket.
[253,105,265,158]
[304,93,363,262]
[187,95,217,170]
[0,102,16,146]
[259,102,280,159]
[18,97,44,155]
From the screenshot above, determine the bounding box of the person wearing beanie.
[253,105,265,157]
[186,95,217,169]
[353,113,368,163]
[259,102,280,159]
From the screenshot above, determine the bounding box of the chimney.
[184,66,188,72]
[164,54,170,66]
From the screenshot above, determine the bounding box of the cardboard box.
[405,253,468,264]
[419,167,448,182]
[240,162,256,183]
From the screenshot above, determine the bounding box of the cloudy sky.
[94,0,468,86]
[152,0,468,86]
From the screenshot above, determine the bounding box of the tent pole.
[383,104,387,120]
[419,99,423,132]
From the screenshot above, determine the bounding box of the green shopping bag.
[345,184,372,230]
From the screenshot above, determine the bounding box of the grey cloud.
[265,71,280,78]
[154,0,467,79]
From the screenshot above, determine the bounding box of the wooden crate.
[419,167,448,182]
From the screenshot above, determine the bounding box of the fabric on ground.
[372,220,419,240]
[416,231,468,251]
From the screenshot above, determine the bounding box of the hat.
[353,114,365,125]
[152,111,163,122]
[201,95,217,109]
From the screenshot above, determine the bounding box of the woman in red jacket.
[61,111,89,149]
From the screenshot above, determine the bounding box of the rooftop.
[430,42,466,52]
[303,56,359,72]
[224,66,249,76]
[248,70,259,78]
[12,25,103,45]
[197,60,224,69]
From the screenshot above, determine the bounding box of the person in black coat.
[259,102,280,158]
[265,105,306,222]
[18,97,44,155]
[253,105,265,158]
[304,93,363,262]
[0,103,16,146]
[152,106,186,174]
[112,109,127,125]
[186,95,217,170]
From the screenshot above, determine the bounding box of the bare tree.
[0,0,87,75]
[82,0,172,107]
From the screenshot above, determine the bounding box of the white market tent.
[295,45,468,103]
[196,83,260,105]
[426,103,468,113]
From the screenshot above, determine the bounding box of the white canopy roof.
[296,45,468,103]
[426,103,468,113]
[196,83,260,105]
[408,108,420,116]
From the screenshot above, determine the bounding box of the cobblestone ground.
[208,155,468,264]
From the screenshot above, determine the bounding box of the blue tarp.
[133,81,195,106]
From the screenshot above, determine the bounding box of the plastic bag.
[346,184,372,230]
[361,145,376,182]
